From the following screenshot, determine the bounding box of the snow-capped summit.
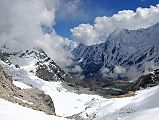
[0,47,75,84]
[72,22,159,80]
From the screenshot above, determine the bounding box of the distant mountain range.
[71,22,159,81]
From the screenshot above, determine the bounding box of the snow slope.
[0,60,103,117]
[122,107,159,120]
[0,49,159,119]
[0,98,67,120]
[82,86,159,120]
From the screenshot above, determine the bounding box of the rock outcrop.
[132,69,159,91]
[0,65,55,115]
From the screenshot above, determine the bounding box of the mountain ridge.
[71,22,159,81]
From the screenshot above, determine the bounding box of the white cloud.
[71,4,159,45]
[0,0,74,69]
[68,65,82,73]
[143,61,158,74]
[37,33,73,69]
[114,66,126,74]
[126,66,140,80]
[0,0,58,50]
[56,0,88,21]
[70,24,99,45]
[100,67,110,78]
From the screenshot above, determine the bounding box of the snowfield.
[122,107,159,120]
[13,80,32,89]
[0,98,68,120]
[0,57,159,120]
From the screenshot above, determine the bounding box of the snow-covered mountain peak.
[0,47,75,84]
[71,22,159,80]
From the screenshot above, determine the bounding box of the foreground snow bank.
[0,99,68,120]
[122,107,159,120]
[81,86,159,120]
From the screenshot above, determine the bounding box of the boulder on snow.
[15,64,20,68]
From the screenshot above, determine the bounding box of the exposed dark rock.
[43,95,55,113]
[15,64,20,68]
[36,65,58,81]
[0,51,11,64]
[132,69,159,91]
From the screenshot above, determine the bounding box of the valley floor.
[0,60,159,120]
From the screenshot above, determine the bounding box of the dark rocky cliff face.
[71,23,159,81]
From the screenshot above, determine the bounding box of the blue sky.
[55,0,159,39]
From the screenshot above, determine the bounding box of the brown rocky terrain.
[0,65,55,115]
